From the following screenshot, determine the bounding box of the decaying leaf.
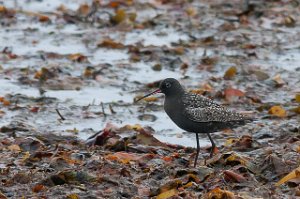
[172,47,185,55]
[0,97,11,106]
[0,5,7,12]
[13,172,31,184]
[32,184,45,193]
[122,124,143,131]
[201,56,218,66]
[42,171,96,186]
[276,166,300,186]
[97,39,125,49]
[272,74,285,87]
[39,15,50,22]
[224,88,245,102]
[185,7,197,17]
[291,106,300,114]
[68,53,87,62]
[223,152,259,174]
[22,151,30,162]
[206,187,235,199]
[226,135,254,151]
[0,191,7,199]
[224,66,237,80]
[295,94,300,103]
[135,129,169,148]
[105,152,142,164]
[249,69,270,81]
[268,105,286,117]
[137,96,158,102]
[7,144,21,152]
[156,188,178,199]
[152,63,162,71]
[223,170,246,183]
[242,44,256,49]
[66,193,80,199]
[282,16,296,27]
[77,3,90,15]
[151,180,181,198]
[111,9,126,24]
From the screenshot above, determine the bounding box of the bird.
[135,78,254,167]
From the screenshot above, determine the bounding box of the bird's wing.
[182,92,252,122]
[181,92,221,109]
[183,106,248,123]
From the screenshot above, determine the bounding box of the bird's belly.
[165,108,231,134]
[164,98,230,133]
[164,107,201,133]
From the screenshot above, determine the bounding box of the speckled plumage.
[182,92,248,123]
[136,78,254,167]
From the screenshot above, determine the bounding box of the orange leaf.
[32,184,45,193]
[224,66,237,80]
[276,166,300,186]
[268,105,286,117]
[22,151,30,162]
[83,67,94,78]
[34,71,42,79]
[97,39,125,49]
[105,152,141,164]
[207,187,235,199]
[190,89,205,95]
[77,4,90,15]
[105,155,118,161]
[68,53,87,62]
[162,156,172,162]
[109,1,121,8]
[39,15,50,22]
[0,5,7,12]
[156,188,177,199]
[224,88,244,102]
[242,43,256,49]
[2,99,10,106]
[223,170,246,183]
[123,124,142,131]
[0,97,10,106]
[111,9,126,24]
[295,94,300,103]
[224,88,244,97]
[66,193,80,199]
[172,47,185,55]
[142,96,158,102]
[8,144,21,152]
[30,107,39,113]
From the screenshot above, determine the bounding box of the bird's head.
[135,78,184,102]
[159,78,183,96]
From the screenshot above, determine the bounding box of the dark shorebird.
[135,78,253,167]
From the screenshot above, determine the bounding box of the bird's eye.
[165,82,171,88]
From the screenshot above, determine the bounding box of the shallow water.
[1,0,299,148]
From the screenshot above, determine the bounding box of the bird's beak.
[134,89,161,103]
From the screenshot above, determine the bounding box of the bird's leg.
[207,133,216,158]
[194,132,200,167]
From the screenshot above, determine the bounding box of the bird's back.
[164,92,253,134]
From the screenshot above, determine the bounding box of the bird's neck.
[165,89,185,100]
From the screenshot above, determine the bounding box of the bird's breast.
[164,97,189,129]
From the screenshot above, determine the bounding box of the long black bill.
[134,89,161,103]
